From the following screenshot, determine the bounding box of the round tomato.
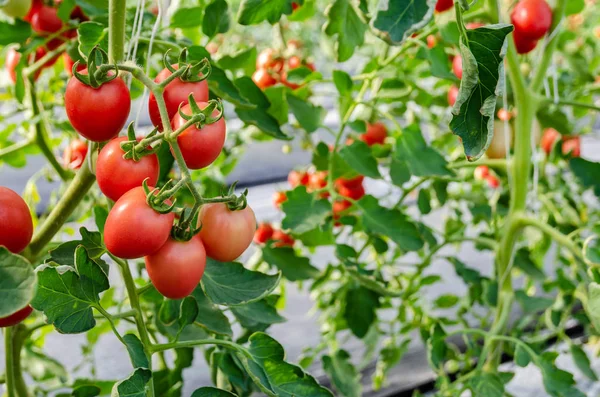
[65,74,131,142]
[335,175,364,190]
[452,55,462,79]
[486,175,500,189]
[272,229,295,248]
[361,122,387,146]
[333,200,352,220]
[511,0,553,40]
[288,170,309,188]
[427,35,437,49]
[448,85,459,106]
[513,29,538,54]
[272,191,287,208]
[474,165,489,181]
[0,306,33,328]
[62,139,87,170]
[308,171,328,190]
[145,236,206,299]
[198,203,256,262]
[435,0,453,12]
[148,64,209,130]
[254,223,274,244]
[288,55,302,70]
[31,5,63,35]
[337,184,366,201]
[1,0,32,18]
[541,128,560,154]
[104,187,175,259]
[256,48,281,70]
[172,102,226,169]
[63,53,86,76]
[497,108,512,121]
[23,0,41,22]
[0,187,33,254]
[96,137,160,202]
[252,68,277,89]
[562,136,580,158]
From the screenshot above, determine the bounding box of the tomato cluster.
[511,0,553,54]
[252,46,315,90]
[253,223,295,248]
[541,128,581,157]
[473,166,500,189]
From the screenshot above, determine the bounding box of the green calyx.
[73,46,118,89]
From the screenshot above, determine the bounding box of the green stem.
[95,306,126,345]
[108,0,127,63]
[4,328,15,397]
[150,339,245,355]
[0,138,35,160]
[552,99,600,112]
[449,158,508,170]
[517,215,584,262]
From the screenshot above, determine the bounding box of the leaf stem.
[150,339,246,355]
[95,306,126,345]
[4,328,16,397]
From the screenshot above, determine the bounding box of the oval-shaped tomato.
[145,236,206,299]
[148,64,209,130]
[435,0,454,12]
[1,0,32,18]
[272,191,287,209]
[198,203,256,262]
[335,175,364,190]
[65,74,131,142]
[448,85,459,106]
[104,187,175,259]
[31,5,63,34]
[62,139,88,170]
[452,55,462,79]
[541,128,560,154]
[252,68,277,89]
[337,184,366,201]
[562,136,580,158]
[360,122,388,146]
[272,229,295,248]
[0,306,33,328]
[172,102,226,170]
[0,187,33,254]
[474,165,489,181]
[254,223,274,244]
[511,0,552,40]
[96,137,160,202]
[288,170,309,188]
[63,53,86,76]
[513,29,538,54]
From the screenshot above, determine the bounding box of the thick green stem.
[4,328,15,397]
[4,326,29,397]
[108,0,127,63]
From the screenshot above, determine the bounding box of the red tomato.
[0,187,33,254]
[511,0,553,40]
[63,53,86,76]
[360,122,387,146]
[6,48,43,83]
[30,5,63,35]
[288,55,302,70]
[172,102,226,169]
[145,236,206,299]
[335,175,364,190]
[308,171,328,190]
[254,223,274,244]
[427,35,437,49]
[562,136,581,158]
[497,108,512,121]
[474,165,489,180]
[272,229,295,248]
[435,0,453,12]
[448,85,459,106]
[486,175,500,189]
[252,68,277,89]
[272,191,287,209]
[541,128,560,154]
[337,184,366,201]
[148,64,209,130]
[513,29,538,54]
[62,139,87,170]
[452,55,462,79]
[24,0,42,22]
[288,170,309,188]
[198,203,256,262]
[96,137,160,202]
[65,74,131,142]
[104,187,175,259]
[256,48,276,70]
[0,306,33,328]
[292,2,299,11]
[333,200,352,220]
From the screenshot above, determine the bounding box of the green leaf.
[346,268,402,297]
[78,21,108,57]
[449,257,482,284]
[417,189,431,214]
[514,249,545,281]
[171,7,204,29]
[469,373,504,397]
[231,298,286,330]
[261,246,320,281]
[536,106,572,136]
[570,344,598,381]
[394,126,452,177]
[111,368,152,397]
[209,67,255,109]
[339,140,381,179]
[71,385,101,397]
[515,290,553,314]
[344,285,380,338]
[287,94,326,133]
[372,0,434,44]
[191,388,237,397]
[264,86,289,125]
[539,352,580,396]
[57,0,76,21]
[201,259,280,306]
[237,0,294,25]
[565,0,585,15]
[356,195,424,252]
[570,158,600,197]
[191,287,233,337]
[203,0,230,38]
[514,344,531,367]
[0,19,32,46]
[434,294,459,308]
[178,296,199,332]
[31,246,109,333]
[450,24,513,161]
[281,186,332,234]
[0,248,36,317]
[48,228,106,267]
[324,0,367,62]
[93,206,108,233]
[332,70,353,96]
[123,334,149,369]
[322,350,361,397]
[218,47,257,75]
[295,224,336,247]
[588,282,600,332]
[235,102,290,140]
[389,158,411,186]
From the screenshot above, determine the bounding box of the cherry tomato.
[0,306,33,328]
[333,200,352,220]
[337,184,366,201]
[452,55,462,79]
[272,191,287,209]
[562,136,580,158]
[513,29,538,54]
[360,122,387,146]
[497,108,512,121]
[62,139,87,170]
[486,175,500,189]
[254,223,274,244]
[474,165,489,181]
[1,0,32,18]
[0,187,33,254]
[511,0,553,40]
[31,5,63,35]
[256,48,278,70]
[288,170,309,188]
[65,74,131,142]
[427,35,437,49]
[335,175,364,190]
[96,137,160,202]
[148,64,209,130]
[104,187,175,259]
[308,171,328,191]
[252,68,277,89]
[145,236,206,299]
[288,55,302,70]
[435,0,453,12]
[172,102,226,169]
[198,203,257,262]
[448,85,459,106]
[63,53,86,76]
[292,2,299,11]
[541,128,560,154]
[23,0,41,22]
[272,229,295,248]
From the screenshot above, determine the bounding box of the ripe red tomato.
[448,85,459,106]
[198,203,257,262]
[172,102,226,169]
[145,236,206,299]
[511,0,553,40]
[308,171,328,190]
[30,5,63,35]
[337,184,366,201]
[427,35,437,49]
[62,139,87,170]
[65,74,131,142]
[288,170,309,188]
[256,48,278,70]
[292,2,299,11]
[288,55,302,70]
[497,108,512,121]
[96,137,160,202]
[486,175,500,189]
[272,229,295,248]
[474,165,489,180]
[148,64,209,130]
[272,191,287,208]
[541,128,560,154]
[0,306,33,328]
[24,0,42,22]
[254,223,274,244]
[333,200,351,220]
[104,187,175,259]
[0,187,33,254]
[63,53,86,76]
[6,48,43,83]
[435,0,453,12]
[562,136,580,158]
[452,55,462,79]
[360,122,387,146]
[513,29,538,54]
[335,175,364,190]
[252,68,277,89]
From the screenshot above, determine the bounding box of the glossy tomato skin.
[31,5,63,34]
[0,306,33,328]
[24,0,41,22]
[338,184,366,201]
[254,223,274,244]
[541,128,560,154]
[62,139,88,170]
[513,29,538,54]
[252,68,277,89]
[448,85,459,106]
[435,0,453,12]
[335,175,364,190]
[104,187,175,259]
[198,203,256,262]
[145,236,206,299]
[65,75,131,142]
[148,65,209,130]
[96,137,160,202]
[173,102,226,170]
[0,187,33,253]
[452,55,462,79]
[288,170,309,188]
[511,0,552,40]
[272,230,295,248]
[1,0,32,18]
[272,191,287,208]
[361,122,388,146]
